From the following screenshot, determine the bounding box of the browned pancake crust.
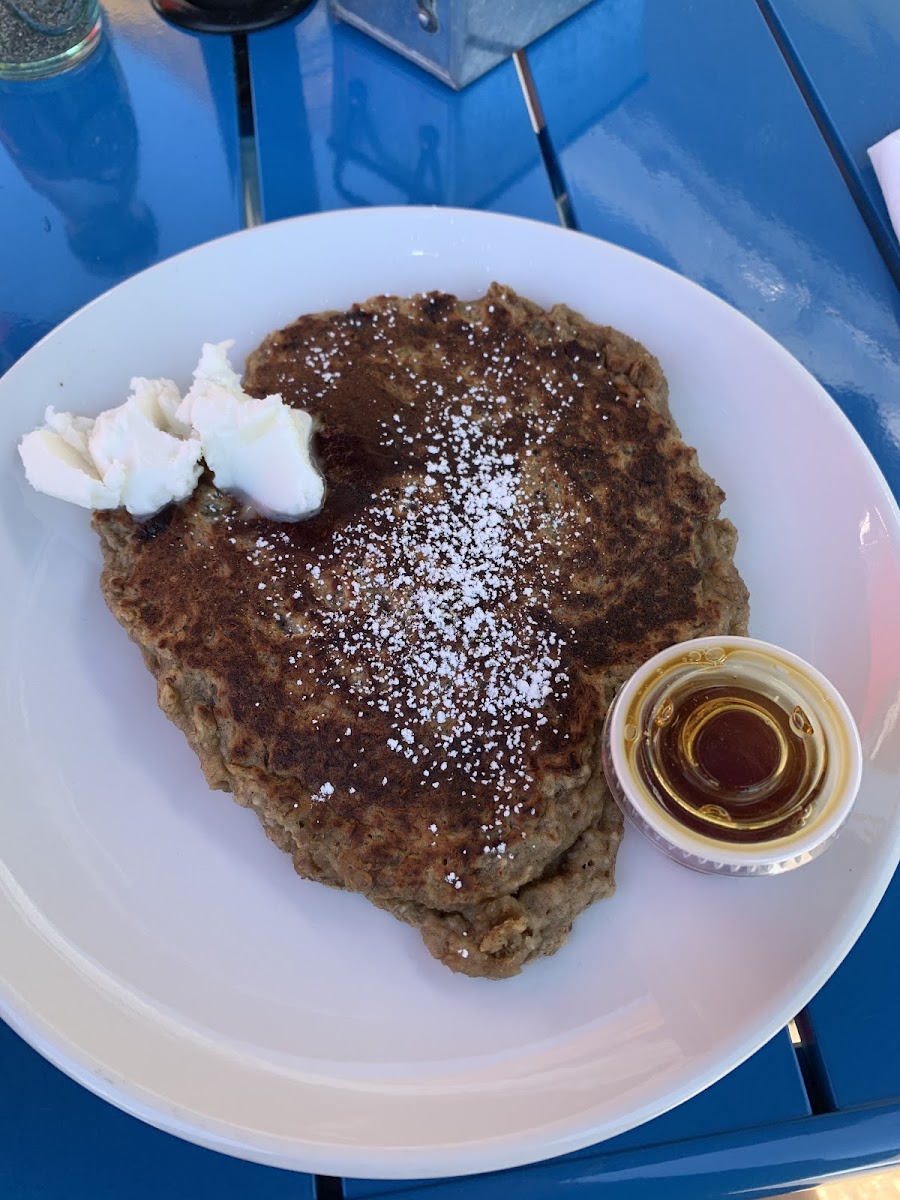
[93,285,748,978]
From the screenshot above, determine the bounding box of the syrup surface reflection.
[639,679,825,844]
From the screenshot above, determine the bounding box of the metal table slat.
[0,0,244,375]
[527,0,900,498]
[804,871,900,1108]
[344,1029,809,1198]
[759,0,900,284]
[246,1,557,224]
[344,1103,900,1200]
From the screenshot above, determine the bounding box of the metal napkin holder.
[329,0,595,89]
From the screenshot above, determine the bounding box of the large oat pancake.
[93,285,748,978]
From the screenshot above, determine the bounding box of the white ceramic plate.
[2,208,900,1180]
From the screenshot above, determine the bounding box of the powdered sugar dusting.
[321,404,568,793]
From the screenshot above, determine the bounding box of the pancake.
[93,284,749,978]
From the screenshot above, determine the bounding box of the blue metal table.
[2,0,899,1195]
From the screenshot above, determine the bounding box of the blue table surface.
[2,0,899,1197]
[761,0,900,289]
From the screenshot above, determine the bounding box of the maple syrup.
[635,682,824,843]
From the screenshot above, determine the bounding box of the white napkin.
[868,128,900,242]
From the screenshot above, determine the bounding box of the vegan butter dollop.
[19,341,324,520]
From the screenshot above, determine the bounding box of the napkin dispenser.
[329,0,596,89]
[325,0,644,210]
[322,0,644,212]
